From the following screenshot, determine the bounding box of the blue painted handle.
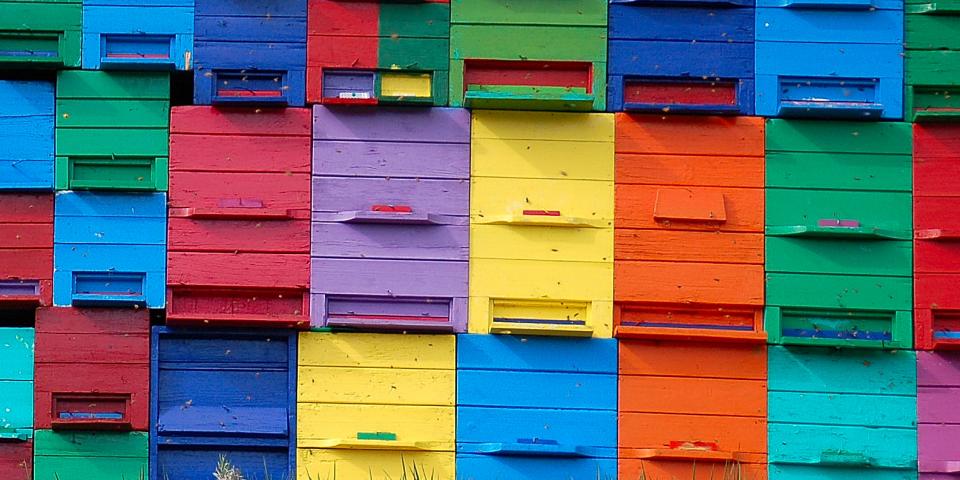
[782,0,874,8]
[471,441,590,458]
[611,0,752,6]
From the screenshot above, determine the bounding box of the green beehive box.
[0,0,81,68]
[905,0,960,121]
[55,71,170,191]
[33,430,148,480]
[765,119,914,349]
[449,0,608,111]
[378,4,450,105]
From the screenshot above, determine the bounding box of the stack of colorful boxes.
[5,0,960,479]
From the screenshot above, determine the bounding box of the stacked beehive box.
[3,1,960,479]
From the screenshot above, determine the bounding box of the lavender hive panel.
[919,351,960,478]
[312,106,470,332]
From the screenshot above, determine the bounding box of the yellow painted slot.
[470,224,612,263]
[471,177,614,224]
[469,259,614,337]
[298,403,454,449]
[298,332,455,370]
[380,72,432,98]
[298,449,455,480]
[471,138,614,180]
[298,366,455,405]
[472,110,615,142]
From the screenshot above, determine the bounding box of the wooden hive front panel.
[297,332,456,479]
[619,340,767,480]
[34,307,149,431]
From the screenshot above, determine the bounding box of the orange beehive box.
[614,114,765,342]
[619,340,767,480]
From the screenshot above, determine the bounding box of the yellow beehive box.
[297,332,456,480]
[469,110,615,338]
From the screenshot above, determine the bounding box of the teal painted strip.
[768,346,916,396]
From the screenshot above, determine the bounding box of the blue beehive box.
[608,0,755,115]
[0,80,54,190]
[768,346,918,480]
[755,0,904,119]
[82,0,194,70]
[193,0,307,106]
[457,335,618,480]
[53,191,166,308]
[150,327,296,480]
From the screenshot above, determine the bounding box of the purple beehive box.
[919,351,960,479]
[311,106,470,332]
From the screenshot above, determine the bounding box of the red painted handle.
[523,210,561,216]
[372,204,413,213]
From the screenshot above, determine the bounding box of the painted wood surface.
[608,4,755,113]
[0,440,31,480]
[55,71,170,191]
[82,2,193,70]
[0,2,81,68]
[151,327,296,480]
[914,124,960,349]
[312,106,470,332]
[0,80,55,190]
[193,0,307,105]
[167,106,311,328]
[297,332,456,480]
[449,0,608,110]
[614,114,765,341]
[307,1,450,105]
[0,193,53,306]
[33,430,148,480]
[0,327,34,444]
[755,0,903,119]
[768,346,917,479]
[469,110,614,337]
[33,307,149,431]
[765,119,914,348]
[918,352,960,476]
[53,192,166,308]
[457,335,617,480]
[619,340,766,479]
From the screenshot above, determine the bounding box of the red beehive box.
[915,124,960,350]
[167,106,312,328]
[0,441,31,480]
[34,307,150,431]
[0,194,53,308]
[614,114,765,342]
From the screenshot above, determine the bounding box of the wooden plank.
[471,110,613,142]
[298,366,454,405]
[168,251,308,288]
[620,376,765,416]
[616,114,764,156]
[615,260,763,305]
[298,403,454,444]
[615,229,763,264]
[472,138,613,180]
[616,153,763,188]
[298,332,455,369]
[620,412,766,452]
[620,341,766,379]
[457,335,616,373]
